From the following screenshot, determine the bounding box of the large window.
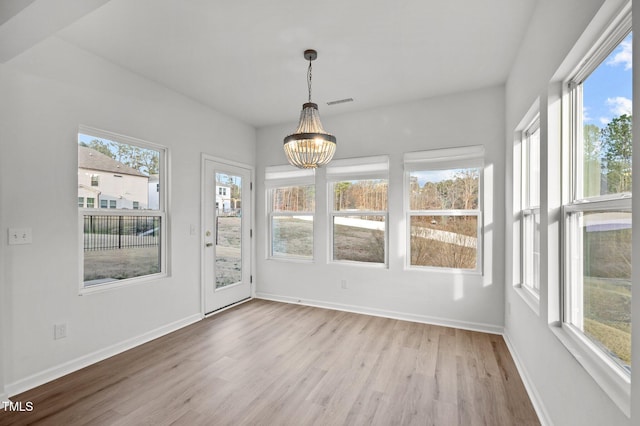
[404,146,484,272]
[78,126,166,290]
[522,117,541,297]
[563,16,632,381]
[327,156,389,265]
[265,165,315,260]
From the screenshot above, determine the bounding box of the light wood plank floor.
[1,300,539,425]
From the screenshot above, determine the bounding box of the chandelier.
[283,49,337,169]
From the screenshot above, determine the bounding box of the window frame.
[78,125,169,294]
[265,165,315,262]
[556,4,632,415]
[403,146,484,273]
[326,156,389,267]
[521,116,541,300]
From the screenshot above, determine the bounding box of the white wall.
[0,37,255,394]
[255,86,505,332]
[504,0,636,424]
[0,165,6,403]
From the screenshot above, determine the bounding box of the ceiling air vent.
[327,98,354,106]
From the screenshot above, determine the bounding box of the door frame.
[200,153,255,316]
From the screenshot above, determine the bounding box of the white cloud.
[606,96,632,116]
[583,106,593,122]
[607,39,632,70]
[599,117,611,125]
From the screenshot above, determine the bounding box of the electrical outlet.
[8,228,32,245]
[54,323,67,340]
[340,279,348,289]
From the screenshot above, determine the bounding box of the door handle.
[206,243,213,247]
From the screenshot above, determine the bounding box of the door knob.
[206,243,213,247]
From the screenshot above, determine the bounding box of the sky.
[583,32,633,127]
[412,168,477,186]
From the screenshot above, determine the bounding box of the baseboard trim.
[255,292,503,335]
[6,313,202,397]
[503,331,552,426]
[0,392,9,404]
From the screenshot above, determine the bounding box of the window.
[326,156,389,264]
[563,18,632,381]
[404,146,483,272]
[78,126,166,290]
[91,175,99,186]
[522,117,541,296]
[78,197,84,208]
[265,165,315,260]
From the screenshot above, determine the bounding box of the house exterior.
[216,183,231,213]
[148,174,160,210]
[78,146,149,209]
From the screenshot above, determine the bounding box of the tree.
[335,182,351,210]
[583,124,603,197]
[583,124,602,161]
[601,114,632,193]
[84,139,116,159]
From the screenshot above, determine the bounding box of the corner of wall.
[502,331,552,426]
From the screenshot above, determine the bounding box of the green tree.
[583,124,602,197]
[583,124,602,161]
[84,139,116,159]
[601,114,632,193]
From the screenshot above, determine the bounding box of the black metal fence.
[83,215,160,251]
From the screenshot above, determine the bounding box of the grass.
[215,216,242,287]
[584,319,631,366]
[84,246,160,282]
[580,227,632,368]
[333,224,384,263]
[272,217,313,258]
[583,277,631,365]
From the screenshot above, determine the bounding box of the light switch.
[8,228,32,245]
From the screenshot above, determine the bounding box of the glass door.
[203,158,252,313]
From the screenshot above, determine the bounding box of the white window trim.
[78,125,169,294]
[265,165,315,262]
[520,116,541,302]
[403,145,484,274]
[326,156,389,267]
[555,3,632,415]
[562,199,632,375]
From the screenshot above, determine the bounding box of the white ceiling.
[15,0,539,128]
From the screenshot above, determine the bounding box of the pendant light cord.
[307,59,312,103]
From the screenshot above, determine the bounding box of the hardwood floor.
[0,300,539,425]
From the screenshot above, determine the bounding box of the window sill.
[330,260,388,269]
[79,272,167,295]
[405,265,482,275]
[267,256,314,264]
[549,323,630,417]
[514,284,540,316]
